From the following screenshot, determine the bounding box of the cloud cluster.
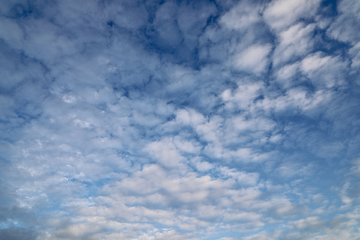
[1,0,360,239]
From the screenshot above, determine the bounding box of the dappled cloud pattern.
[1,0,360,239]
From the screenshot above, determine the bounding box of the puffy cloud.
[300,52,348,88]
[1,0,360,239]
[232,44,272,75]
[220,1,263,31]
[272,22,316,66]
[264,0,321,31]
[327,0,360,44]
[145,139,188,168]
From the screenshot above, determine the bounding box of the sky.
[0,0,360,239]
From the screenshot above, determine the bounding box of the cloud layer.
[1,0,360,239]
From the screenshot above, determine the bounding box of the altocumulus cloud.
[1,0,360,239]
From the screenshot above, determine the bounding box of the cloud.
[220,1,263,31]
[272,22,316,66]
[327,0,360,44]
[349,42,360,69]
[145,139,188,168]
[0,227,38,240]
[292,216,324,230]
[243,231,274,240]
[264,0,321,31]
[221,167,259,186]
[300,52,348,88]
[232,44,272,75]
[0,0,360,239]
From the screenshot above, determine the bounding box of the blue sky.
[0,0,360,239]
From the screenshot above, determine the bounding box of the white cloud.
[176,108,205,126]
[327,0,360,44]
[1,0,360,240]
[264,0,321,31]
[349,42,360,70]
[273,22,316,66]
[194,161,214,172]
[229,115,275,133]
[220,1,263,31]
[233,44,272,75]
[221,82,263,109]
[292,216,323,230]
[221,167,259,186]
[275,62,301,88]
[301,52,348,88]
[243,231,275,240]
[144,138,198,168]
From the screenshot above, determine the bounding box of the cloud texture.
[0,0,360,239]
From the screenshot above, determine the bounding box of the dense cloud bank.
[1,0,360,239]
